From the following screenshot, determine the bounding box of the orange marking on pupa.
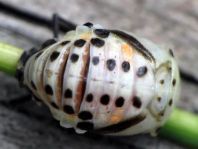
[80,32,91,40]
[64,114,76,123]
[110,109,124,124]
[121,43,134,60]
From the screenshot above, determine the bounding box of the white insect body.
[17,23,180,136]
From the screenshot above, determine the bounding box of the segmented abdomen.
[18,24,180,135]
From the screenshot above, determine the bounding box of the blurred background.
[0,0,198,148]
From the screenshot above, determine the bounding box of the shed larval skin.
[17,23,180,136]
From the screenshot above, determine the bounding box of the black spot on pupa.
[78,111,93,120]
[51,102,59,109]
[61,40,70,46]
[106,59,116,71]
[45,84,53,95]
[94,29,110,38]
[63,105,75,114]
[160,80,164,85]
[168,67,172,71]
[30,81,37,90]
[137,66,147,77]
[86,94,93,102]
[41,39,57,50]
[70,53,79,63]
[159,111,164,117]
[91,38,105,47]
[50,51,60,61]
[122,61,130,72]
[100,94,110,105]
[157,97,161,102]
[169,49,174,57]
[92,56,99,65]
[172,79,176,86]
[169,99,173,106]
[64,89,72,98]
[133,96,142,108]
[77,122,94,130]
[74,39,86,47]
[115,97,125,107]
[83,22,93,28]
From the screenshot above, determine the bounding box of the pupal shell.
[16,23,180,136]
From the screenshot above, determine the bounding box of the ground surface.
[0,0,198,149]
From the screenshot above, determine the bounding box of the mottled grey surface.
[0,0,198,149]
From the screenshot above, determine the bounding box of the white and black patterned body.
[16,23,180,136]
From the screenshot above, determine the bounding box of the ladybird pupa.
[16,23,180,136]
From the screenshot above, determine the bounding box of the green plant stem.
[0,42,198,148]
[159,108,198,148]
[0,42,23,75]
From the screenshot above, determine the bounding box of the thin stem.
[159,108,198,148]
[0,42,23,75]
